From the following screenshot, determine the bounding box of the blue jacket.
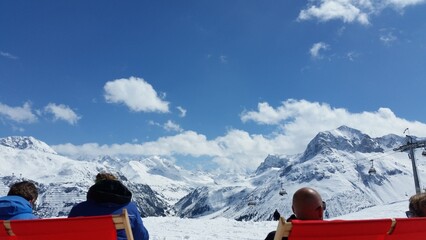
[0,195,38,220]
[68,180,149,240]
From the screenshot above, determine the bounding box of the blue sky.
[1,0,426,171]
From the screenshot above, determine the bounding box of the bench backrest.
[0,209,133,240]
[275,216,426,240]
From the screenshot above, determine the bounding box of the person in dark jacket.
[264,187,325,240]
[273,209,281,221]
[0,181,38,220]
[68,173,149,240]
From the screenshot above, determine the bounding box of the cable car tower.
[393,130,426,194]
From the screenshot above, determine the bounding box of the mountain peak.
[335,125,363,135]
[255,154,290,174]
[0,136,57,154]
[300,126,383,161]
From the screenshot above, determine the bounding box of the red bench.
[274,216,426,240]
[0,209,133,240]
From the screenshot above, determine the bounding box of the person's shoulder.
[68,201,91,217]
[0,195,33,211]
[1,195,29,203]
[71,200,91,208]
[9,212,38,220]
[124,201,141,215]
[126,201,138,207]
[265,230,287,240]
[265,231,276,240]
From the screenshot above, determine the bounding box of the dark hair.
[95,172,118,183]
[409,193,426,217]
[7,181,38,202]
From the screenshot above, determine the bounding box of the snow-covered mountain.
[0,136,180,217]
[173,126,425,221]
[1,126,425,221]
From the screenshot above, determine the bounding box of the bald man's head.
[292,187,324,220]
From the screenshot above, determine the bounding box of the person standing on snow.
[273,209,281,221]
[0,181,39,220]
[68,172,149,240]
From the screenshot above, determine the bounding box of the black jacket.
[264,214,297,240]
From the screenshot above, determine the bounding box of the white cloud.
[241,102,288,125]
[177,106,187,117]
[44,103,81,125]
[298,0,370,25]
[309,42,329,59]
[219,55,228,63]
[240,99,426,139]
[346,51,359,61]
[11,125,25,132]
[0,102,37,123]
[164,120,183,132]
[379,29,398,46]
[387,0,426,9]
[0,51,18,60]
[53,99,426,172]
[298,0,426,24]
[150,119,184,132]
[53,131,222,158]
[104,77,169,113]
[148,120,161,127]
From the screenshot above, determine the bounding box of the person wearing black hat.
[68,173,149,240]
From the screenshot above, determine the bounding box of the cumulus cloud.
[0,51,18,60]
[104,77,169,113]
[298,0,370,25]
[177,106,187,117]
[53,131,221,158]
[0,102,37,123]
[241,99,426,138]
[164,120,183,132]
[53,99,426,172]
[298,0,426,24]
[309,42,329,59]
[44,103,81,125]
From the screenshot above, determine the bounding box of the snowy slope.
[143,201,410,239]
